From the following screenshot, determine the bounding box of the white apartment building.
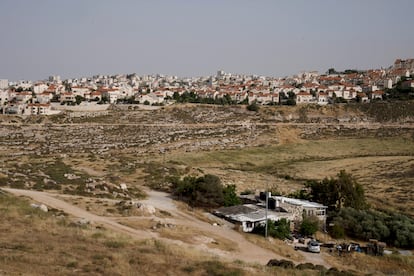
[33,83,48,94]
[26,103,52,115]
[0,79,8,89]
[296,91,314,104]
[0,90,9,105]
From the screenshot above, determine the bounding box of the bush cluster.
[333,207,414,248]
[253,219,291,240]
[305,170,367,212]
[171,174,241,208]
[299,216,319,236]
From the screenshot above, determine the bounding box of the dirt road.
[2,188,288,265]
[2,188,157,240]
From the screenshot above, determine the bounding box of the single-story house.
[214,204,286,232]
[272,196,327,225]
[214,194,327,232]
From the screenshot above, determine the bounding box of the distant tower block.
[0,79,8,89]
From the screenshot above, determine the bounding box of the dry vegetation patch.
[243,234,303,262]
[0,191,268,275]
[119,216,238,252]
[1,104,414,274]
[324,251,414,275]
[171,137,414,216]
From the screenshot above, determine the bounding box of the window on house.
[316,209,325,216]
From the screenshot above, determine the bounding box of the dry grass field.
[0,191,323,276]
[170,136,414,217]
[1,103,414,275]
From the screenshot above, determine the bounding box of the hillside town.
[0,59,413,115]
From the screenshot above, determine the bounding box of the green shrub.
[300,216,319,236]
[223,184,241,207]
[305,170,367,211]
[240,189,254,195]
[333,207,414,249]
[330,224,345,239]
[253,219,291,240]
[246,102,259,112]
[172,174,240,208]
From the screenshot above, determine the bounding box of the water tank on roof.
[268,198,276,209]
[259,192,266,201]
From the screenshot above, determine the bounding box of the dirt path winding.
[2,188,285,265]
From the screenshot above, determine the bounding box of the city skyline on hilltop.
[1,0,413,81]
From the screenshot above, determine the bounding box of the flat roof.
[273,196,327,208]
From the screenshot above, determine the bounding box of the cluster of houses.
[214,192,327,233]
[0,59,413,115]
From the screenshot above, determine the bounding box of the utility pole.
[265,190,268,239]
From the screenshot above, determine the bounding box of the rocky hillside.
[0,103,413,158]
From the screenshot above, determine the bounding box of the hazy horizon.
[1,0,413,81]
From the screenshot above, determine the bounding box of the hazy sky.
[1,0,413,81]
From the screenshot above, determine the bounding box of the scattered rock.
[267,259,294,269]
[76,218,90,226]
[39,204,48,212]
[139,204,156,214]
[314,264,327,271]
[296,262,315,270]
[155,222,176,229]
[30,203,48,212]
[64,173,80,180]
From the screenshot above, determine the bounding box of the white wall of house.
[16,92,33,103]
[72,87,91,98]
[36,93,53,104]
[26,104,51,115]
[0,79,8,89]
[60,93,76,103]
[317,94,329,105]
[296,92,314,104]
[138,93,164,105]
[33,84,48,94]
[0,90,9,105]
[108,92,119,103]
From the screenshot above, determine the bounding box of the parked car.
[307,240,320,253]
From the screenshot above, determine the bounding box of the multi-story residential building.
[15,80,33,90]
[71,86,91,98]
[49,75,61,83]
[0,90,9,105]
[394,59,414,70]
[60,92,76,103]
[0,79,8,89]
[317,92,329,105]
[101,89,120,103]
[384,79,393,89]
[16,91,33,103]
[36,92,53,104]
[296,91,314,104]
[26,103,52,115]
[33,83,48,94]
